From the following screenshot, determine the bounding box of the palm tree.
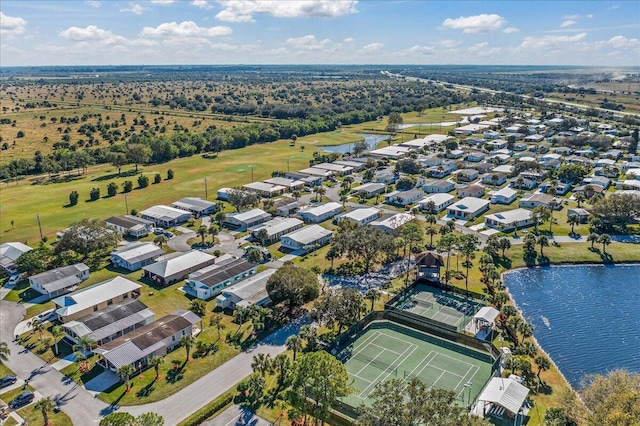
[34,397,56,426]
[153,235,167,248]
[511,221,519,237]
[498,238,511,257]
[197,225,207,245]
[149,356,164,379]
[424,201,437,215]
[425,226,436,248]
[537,235,549,256]
[51,326,64,356]
[598,233,611,254]
[459,234,480,297]
[118,364,135,391]
[209,313,224,342]
[364,288,380,311]
[548,201,558,233]
[425,214,437,226]
[28,319,45,340]
[272,353,291,387]
[299,325,318,351]
[208,224,219,244]
[534,355,551,383]
[0,341,10,364]
[251,353,272,378]
[567,214,580,235]
[180,334,196,361]
[517,321,534,341]
[285,335,303,361]
[234,306,248,335]
[313,185,326,201]
[574,192,586,207]
[587,232,599,248]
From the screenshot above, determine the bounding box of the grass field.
[337,321,494,410]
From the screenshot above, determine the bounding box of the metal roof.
[142,250,215,278]
[112,242,164,265]
[53,277,141,318]
[195,259,255,288]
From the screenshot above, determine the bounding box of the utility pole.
[287,158,290,173]
[250,165,254,182]
[36,214,43,241]
[204,177,208,199]
[124,194,129,215]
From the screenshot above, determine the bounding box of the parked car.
[0,376,17,388]
[8,391,34,408]
[163,231,174,239]
[36,309,55,323]
[153,227,165,235]
[6,274,23,286]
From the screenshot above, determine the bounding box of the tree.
[251,353,272,378]
[122,180,133,193]
[127,144,152,172]
[266,262,319,313]
[630,128,638,154]
[557,164,590,184]
[118,364,135,391]
[386,112,403,133]
[180,334,196,361]
[312,288,364,334]
[598,233,611,254]
[535,354,551,382]
[100,412,164,426]
[567,214,580,235]
[425,226,437,248]
[153,173,161,184]
[209,313,224,341]
[234,306,249,335]
[587,232,599,248]
[51,325,64,355]
[538,235,549,257]
[498,237,511,257]
[109,152,128,176]
[107,182,119,197]
[286,335,303,361]
[395,158,421,175]
[54,218,120,259]
[458,234,480,296]
[272,353,292,387]
[34,396,56,426]
[208,225,218,243]
[591,193,640,231]
[365,288,381,311]
[574,191,586,208]
[227,188,259,212]
[313,185,326,201]
[137,174,149,188]
[197,225,207,245]
[544,408,578,426]
[28,319,46,340]
[437,233,458,285]
[90,187,101,201]
[167,169,174,180]
[358,377,491,426]
[136,412,165,426]
[153,235,167,248]
[149,356,164,379]
[69,190,79,206]
[288,351,351,425]
[189,299,207,318]
[0,341,10,364]
[16,246,50,275]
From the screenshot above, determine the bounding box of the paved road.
[167,228,196,252]
[1,297,308,425]
[202,404,272,426]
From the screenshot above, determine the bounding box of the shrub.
[130,209,138,216]
[137,175,149,188]
[154,173,161,184]
[69,190,79,206]
[167,169,174,180]
[122,180,133,193]
[90,187,100,201]
[107,182,118,197]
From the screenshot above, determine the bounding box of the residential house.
[524,134,544,143]
[111,242,164,271]
[142,251,217,286]
[215,269,276,310]
[573,184,605,199]
[297,167,334,179]
[594,158,616,168]
[454,169,479,183]
[284,172,323,187]
[371,213,415,235]
[446,149,465,159]
[334,207,382,226]
[483,131,501,140]
[482,173,508,186]
[95,310,200,373]
[603,149,623,160]
[485,209,535,231]
[455,124,488,136]
[489,154,511,165]
[352,182,386,199]
[29,263,89,299]
[374,171,398,184]
[53,276,141,323]
[368,146,411,159]
[280,225,333,252]
[490,187,518,205]
[553,147,574,156]
[539,181,572,195]
[263,177,305,192]
[313,163,354,176]
[333,160,366,172]
[62,299,155,346]
[423,180,455,194]
[185,258,257,300]
[519,194,561,210]
[384,188,424,206]
[140,205,192,228]
[416,194,455,213]
[457,184,485,199]
[297,202,342,223]
[471,162,493,174]
[273,197,300,217]
[224,209,272,231]
[486,139,508,150]
[617,179,640,190]
[171,197,217,217]
[216,187,232,201]
[251,217,304,245]
[467,151,486,162]
[567,208,590,224]
[0,242,32,275]
[243,182,286,198]
[427,161,457,178]
[417,154,442,168]
[511,177,538,190]
[446,197,490,220]
[105,215,155,238]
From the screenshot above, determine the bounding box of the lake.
[320,133,387,154]
[504,264,640,387]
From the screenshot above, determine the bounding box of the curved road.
[0,298,307,424]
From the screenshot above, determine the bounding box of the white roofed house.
[224,208,272,231]
[53,276,142,323]
[489,187,518,205]
[29,263,89,299]
[94,310,200,373]
[142,251,216,286]
[215,269,276,310]
[313,162,354,176]
[334,207,382,226]
[185,258,258,300]
[111,242,164,271]
[243,182,286,198]
[273,197,300,217]
[251,217,304,245]
[352,182,386,199]
[447,197,490,220]
[297,202,342,223]
[482,173,508,186]
[519,193,560,210]
[457,184,485,199]
[371,213,415,235]
[485,208,535,231]
[105,215,155,238]
[384,188,424,207]
[280,225,333,253]
[0,242,32,275]
[139,205,192,228]
[297,167,333,179]
[264,177,305,192]
[171,197,217,217]
[62,299,155,346]
[416,193,455,213]
[423,180,455,194]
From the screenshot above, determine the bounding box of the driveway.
[167,228,195,252]
[203,404,273,426]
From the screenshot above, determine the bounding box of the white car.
[6,274,23,286]
[36,309,55,323]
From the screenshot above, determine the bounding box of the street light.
[465,381,473,408]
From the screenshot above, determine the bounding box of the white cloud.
[121,4,146,15]
[520,32,587,50]
[561,20,576,28]
[141,21,232,37]
[343,37,354,43]
[85,1,101,7]
[192,0,213,9]
[407,45,435,54]
[150,0,176,3]
[467,42,502,56]
[586,14,594,19]
[608,35,639,50]
[0,12,27,35]
[60,25,115,41]
[503,27,519,33]
[361,42,383,52]
[564,14,580,20]
[285,34,330,50]
[441,14,506,33]
[214,0,358,23]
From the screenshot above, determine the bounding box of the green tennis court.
[337,321,493,409]
[395,284,484,330]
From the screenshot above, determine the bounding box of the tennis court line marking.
[367,342,403,356]
[350,331,381,355]
[401,350,437,382]
[356,343,418,399]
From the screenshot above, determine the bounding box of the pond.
[503,264,640,387]
[320,133,388,154]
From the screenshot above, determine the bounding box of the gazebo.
[475,377,530,424]
[414,251,444,282]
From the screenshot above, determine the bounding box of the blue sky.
[1,1,639,66]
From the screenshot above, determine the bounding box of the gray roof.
[105,215,154,229]
[172,197,216,212]
[112,242,164,265]
[196,259,255,288]
[53,277,141,318]
[142,250,215,278]
[30,263,88,293]
[223,269,276,305]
